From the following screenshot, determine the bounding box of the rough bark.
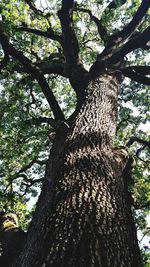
[11,74,141,267]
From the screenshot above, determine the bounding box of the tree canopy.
[0,0,150,265]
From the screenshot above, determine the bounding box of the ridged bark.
[12,74,141,267]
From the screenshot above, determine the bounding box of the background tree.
[0,0,150,266]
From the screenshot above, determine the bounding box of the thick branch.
[123,72,150,85]
[126,137,150,147]
[122,66,150,85]
[122,25,150,54]
[13,61,67,77]
[57,0,80,67]
[90,3,149,77]
[109,26,150,65]
[0,29,65,121]
[37,61,67,76]
[92,1,150,71]
[123,66,150,76]
[0,53,9,71]
[111,0,150,45]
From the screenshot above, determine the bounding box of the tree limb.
[99,0,127,43]
[22,177,43,187]
[110,0,150,46]
[20,1,63,44]
[37,61,67,76]
[109,26,150,65]
[136,155,150,167]
[92,1,150,70]
[126,137,150,147]
[0,53,9,71]
[17,174,44,196]
[122,25,150,54]
[134,201,150,210]
[90,2,149,77]
[20,177,43,197]
[17,159,47,175]
[26,116,55,127]
[122,66,150,85]
[57,0,80,68]
[136,145,147,156]
[75,6,108,44]
[16,27,62,44]
[19,173,43,185]
[13,60,67,77]
[23,1,63,44]
[123,66,150,76]
[0,29,65,121]
[106,0,127,10]
[25,0,49,17]
[134,145,150,167]
[116,115,136,132]
[76,1,127,44]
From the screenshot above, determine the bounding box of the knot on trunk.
[114,147,136,186]
[114,147,129,171]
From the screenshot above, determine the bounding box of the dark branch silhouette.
[123,66,150,75]
[25,0,49,17]
[17,159,47,176]
[0,29,65,121]
[111,26,150,62]
[26,116,55,127]
[76,1,127,44]
[16,27,62,43]
[57,0,81,67]
[0,53,9,71]
[106,0,127,10]
[110,0,150,45]
[13,61,67,77]
[75,6,108,44]
[126,137,150,147]
[122,66,150,85]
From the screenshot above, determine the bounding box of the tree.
[0,0,150,266]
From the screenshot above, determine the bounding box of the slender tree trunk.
[12,74,142,267]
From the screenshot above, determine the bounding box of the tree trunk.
[12,74,142,267]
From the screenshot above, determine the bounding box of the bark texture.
[12,74,141,267]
